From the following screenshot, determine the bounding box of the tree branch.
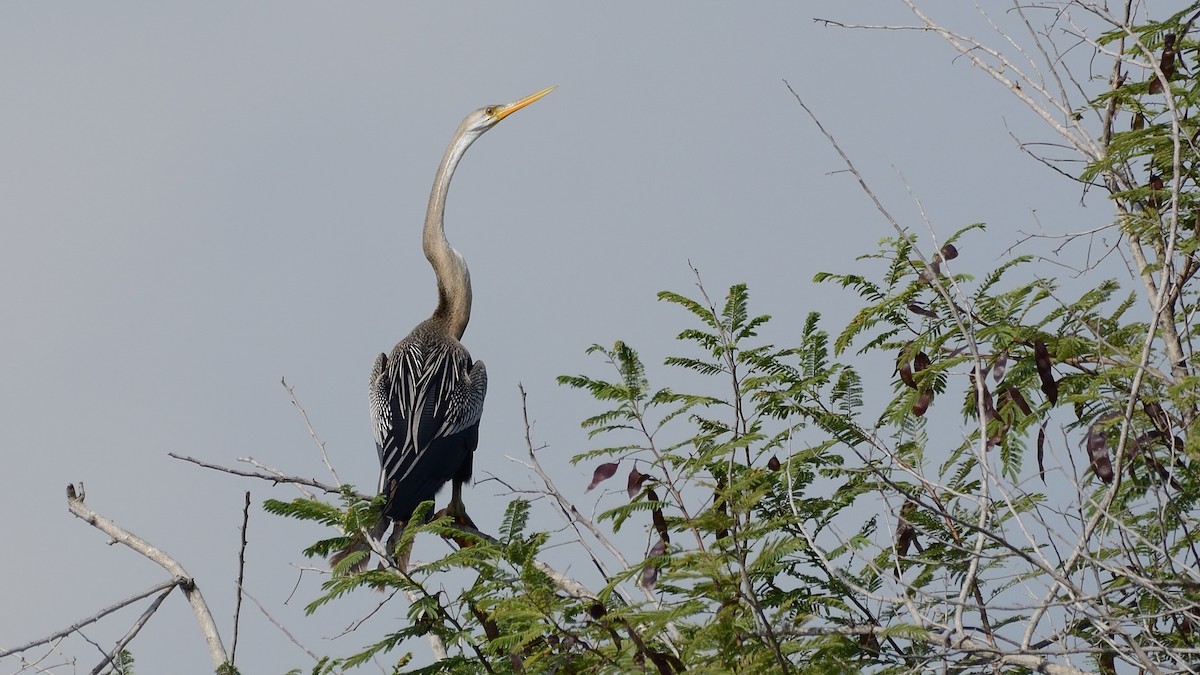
[0,578,177,659]
[65,483,229,669]
[89,584,174,675]
[168,452,344,496]
[230,490,251,667]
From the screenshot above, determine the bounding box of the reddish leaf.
[1144,451,1183,490]
[895,501,918,558]
[1034,341,1058,405]
[1144,401,1170,433]
[939,243,959,261]
[978,381,1004,450]
[990,426,1007,450]
[1085,421,1114,484]
[980,382,997,420]
[1134,432,1156,454]
[992,350,1008,382]
[914,352,932,415]
[1037,423,1047,484]
[907,302,937,318]
[586,461,619,492]
[648,536,666,557]
[913,351,930,373]
[647,489,670,544]
[898,346,917,389]
[1148,33,1177,94]
[641,537,666,590]
[640,564,657,591]
[912,390,932,417]
[767,455,781,472]
[1147,175,1165,209]
[1007,387,1032,416]
[652,507,670,545]
[1132,112,1146,130]
[626,465,648,499]
[898,349,933,416]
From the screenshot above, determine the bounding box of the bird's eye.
[484,106,497,116]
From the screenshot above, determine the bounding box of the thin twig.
[9,640,68,675]
[241,587,344,674]
[230,491,251,667]
[168,452,343,496]
[512,386,682,652]
[89,584,175,675]
[282,377,343,487]
[0,579,178,658]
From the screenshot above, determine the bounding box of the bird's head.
[459,85,556,138]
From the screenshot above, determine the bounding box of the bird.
[336,86,554,571]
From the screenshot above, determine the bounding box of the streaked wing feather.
[369,352,392,462]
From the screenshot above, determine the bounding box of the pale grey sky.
[1,3,1100,672]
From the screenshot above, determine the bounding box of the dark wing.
[369,352,393,468]
[370,332,487,521]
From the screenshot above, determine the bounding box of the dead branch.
[89,584,174,675]
[64,483,229,669]
[766,626,1090,675]
[230,491,251,667]
[281,377,343,487]
[168,452,344,496]
[0,578,177,659]
[240,586,344,674]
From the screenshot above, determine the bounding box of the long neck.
[423,129,479,340]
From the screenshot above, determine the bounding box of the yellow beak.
[492,85,556,121]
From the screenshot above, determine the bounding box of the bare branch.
[0,578,177,659]
[241,587,344,674]
[281,377,343,487]
[230,491,251,667]
[89,584,174,675]
[168,452,344,496]
[65,483,229,669]
[766,625,1091,675]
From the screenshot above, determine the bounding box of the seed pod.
[1085,421,1114,484]
[1034,341,1058,405]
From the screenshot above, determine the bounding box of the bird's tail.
[329,515,392,575]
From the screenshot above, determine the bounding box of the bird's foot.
[436,499,477,549]
[436,501,477,530]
